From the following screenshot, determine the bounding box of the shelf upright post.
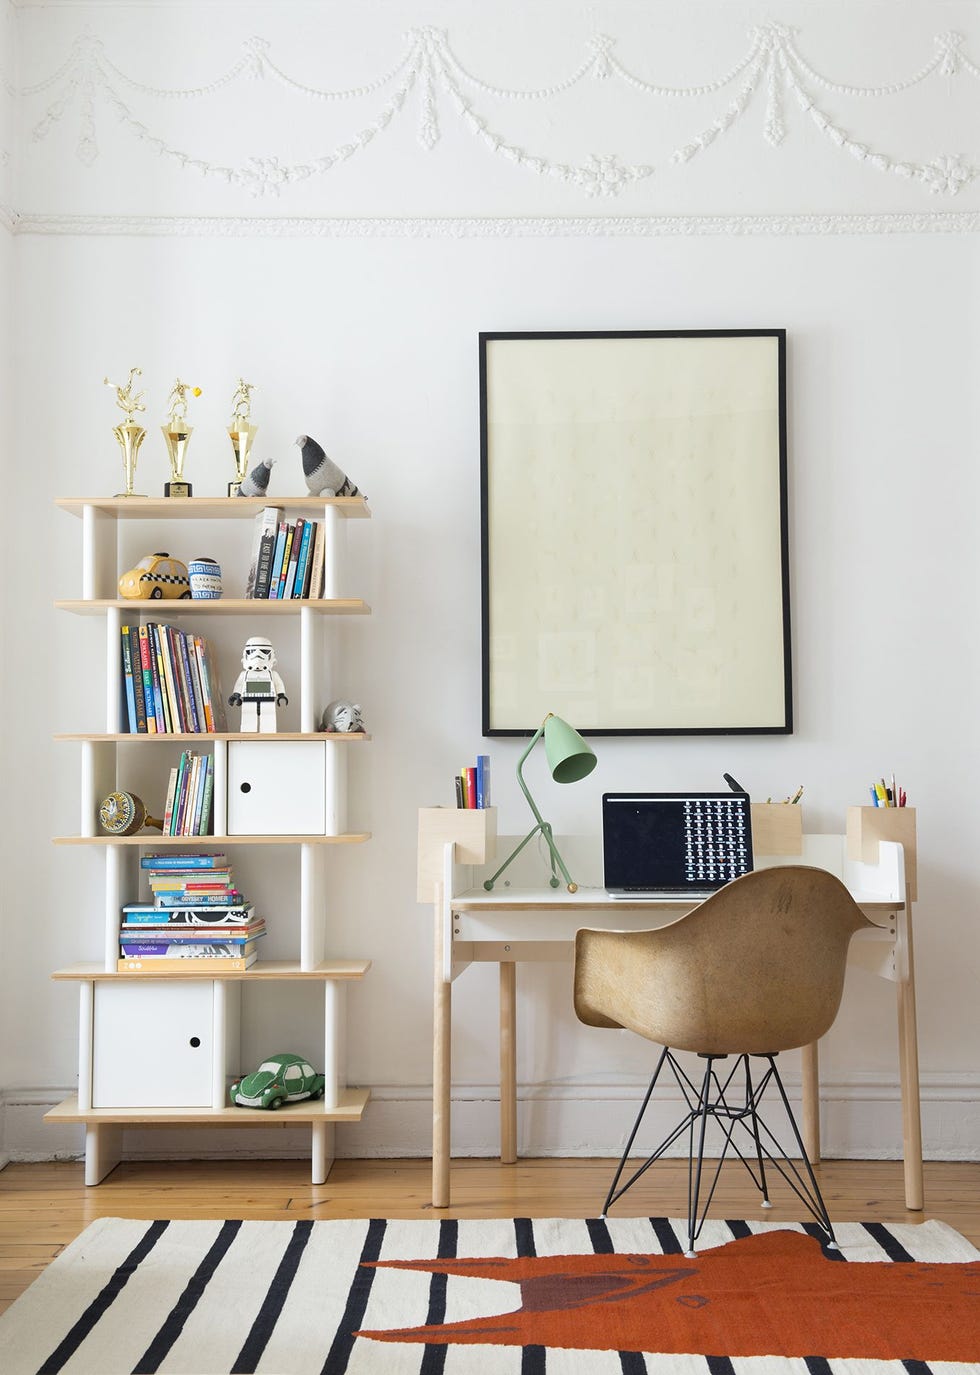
[300,604,316,734]
[322,503,343,600]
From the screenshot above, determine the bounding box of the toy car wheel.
[180,590,192,599]
[150,587,163,599]
[269,1096,285,1110]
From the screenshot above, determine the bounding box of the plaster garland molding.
[9,210,980,237]
[12,24,980,199]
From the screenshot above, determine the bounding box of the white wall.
[1,1,978,1164]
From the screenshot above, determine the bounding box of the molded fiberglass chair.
[573,865,873,1255]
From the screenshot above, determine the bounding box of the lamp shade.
[543,714,597,784]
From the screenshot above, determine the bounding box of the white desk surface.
[451,885,902,915]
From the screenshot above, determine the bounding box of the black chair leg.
[686,1056,717,1256]
[744,1055,772,1209]
[600,1046,670,1218]
[767,1055,838,1249]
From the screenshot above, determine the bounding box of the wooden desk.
[424,831,922,1212]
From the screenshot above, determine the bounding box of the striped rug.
[1,1216,977,1374]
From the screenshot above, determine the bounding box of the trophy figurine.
[105,367,148,498]
[162,379,201,498]
[227,378,257,497]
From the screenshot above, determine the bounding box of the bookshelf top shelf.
[54,731,371,742]
[52,832,372,846]
[55,598,370,616]
[56,496,370,519]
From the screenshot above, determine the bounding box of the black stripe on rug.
[320,1217,387,1375]
[586,1221,648,1374]
[726,1219,753,1239]
[801,1221,846,1259]
[136,1218,244,1372]
[230,1218,314,1374]
[803,1359,834,1374]
[863,1221,915,1262]
[650,1217,684,1254]
[419,1218,459,1375]
[705,1357,737,1374]
[36,1219,170,1375]
[515,1217,537,1257]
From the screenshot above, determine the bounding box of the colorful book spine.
[162,766,179,834]
[276,522,296,598]
[123,905,254,925]
[177,633,201,733]
[463,767,477,809]
[199,754,214,835]
[170,751,191,835]
[284,518,305,598]
[121,937,260,956]
[149,625,173,733]
[129,626,148,733]
[193,637,214,733]
[307,519,326,598]
[476,755,491,808]
[292,517,314,598]
[120,627,137,733]
[138,625,159,733]
[157,625,182,731]
[155,893,248,908]
[268,522,289,599]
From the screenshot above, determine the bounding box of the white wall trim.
[9,211,980,238]
[5,1077,978,1165]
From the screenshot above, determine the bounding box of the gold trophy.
[227,378,257,497]
[105,367,148,498]
[162,379,201,498]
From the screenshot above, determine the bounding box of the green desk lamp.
[483,712,597,893]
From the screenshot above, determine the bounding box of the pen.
[790,785,804,805]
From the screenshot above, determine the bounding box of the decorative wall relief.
[5,18,980,228]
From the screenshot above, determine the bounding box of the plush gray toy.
[297,435,365,499]
[320,699,364,733]
[237,458,274,498]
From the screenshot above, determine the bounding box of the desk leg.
[500,961,517,1164]
[433,901,451,1209]
[898,902,924,1210]
[801,1042,820,1164]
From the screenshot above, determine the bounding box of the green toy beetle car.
[230,1053,325,1110]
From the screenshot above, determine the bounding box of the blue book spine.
[476,755,491,808]
[121,628,137,732]
[268,523,288,599]
[140,853,227,869]
[178,634,201,732]
[291,518,314,598]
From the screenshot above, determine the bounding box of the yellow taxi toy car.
[118,552,192,600]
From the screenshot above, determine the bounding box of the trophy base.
[164,481,192,498]
[227,481,243,498]
[114,491,148,499]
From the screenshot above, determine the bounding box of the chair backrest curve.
[574,865,873,1056]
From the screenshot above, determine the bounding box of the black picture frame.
[479,329,792,736]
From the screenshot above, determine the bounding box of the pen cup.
[750,803,803,857]
[846,805,917,901]
[418,806,498,902]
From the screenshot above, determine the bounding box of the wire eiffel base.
[601,1048,838,1256]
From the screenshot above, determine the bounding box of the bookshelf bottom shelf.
[45,1089,371,1186]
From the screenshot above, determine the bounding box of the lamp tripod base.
[483,821,577,893]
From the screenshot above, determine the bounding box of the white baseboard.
[2,1077,978,1165]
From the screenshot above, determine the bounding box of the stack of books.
[162,751,214,836]
[244,506,327,600]
[121,623,223,735]
[456,755,491,809]
[117,853,263,972]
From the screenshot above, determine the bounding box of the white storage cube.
[92,982,214,1108]
[227,741,327,835]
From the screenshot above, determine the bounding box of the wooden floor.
[1,1156,978,1314]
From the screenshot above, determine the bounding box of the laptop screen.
[602,792,753,894]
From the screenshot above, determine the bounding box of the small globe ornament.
[98,791,164,836]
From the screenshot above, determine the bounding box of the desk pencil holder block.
[750,803,804,857]
[417,806,498,902]
[846,805,917,901]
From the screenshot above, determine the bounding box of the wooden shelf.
[55,597,370,616]
[56,496,370,520]
[53,832,371,846]
[54,731,371,742]
[52,959,372,981]
[46,1089,371,1126]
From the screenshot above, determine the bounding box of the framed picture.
[480,330,791,736]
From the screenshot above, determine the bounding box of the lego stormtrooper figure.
[229,636,288,733]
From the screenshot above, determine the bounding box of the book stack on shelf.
[162,751,214,836]
[121,623,223,735]
[456,754,491,809]
[118,852,264,973]
[244,505,327,600]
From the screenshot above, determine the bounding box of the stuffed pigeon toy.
[237,458,274,498]
[296,434,364,499]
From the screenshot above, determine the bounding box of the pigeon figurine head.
[296,434,365,500]
[237,457,274,498]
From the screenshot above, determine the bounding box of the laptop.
[602,792,753,898]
